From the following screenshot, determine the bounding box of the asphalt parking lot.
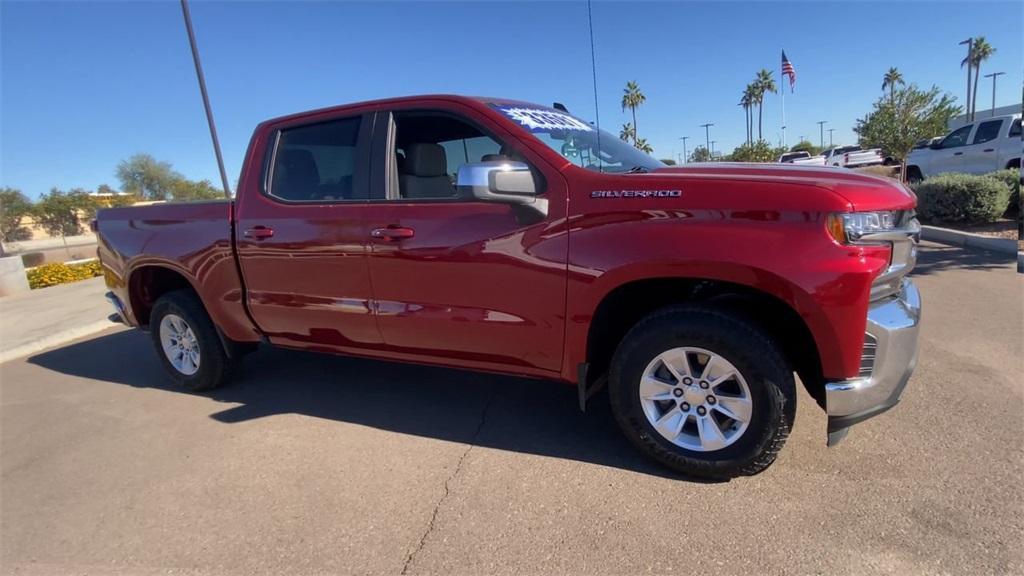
[1,241,1021,576]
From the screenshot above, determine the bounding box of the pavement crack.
[400,385,497,575]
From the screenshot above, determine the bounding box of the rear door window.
[270,116,364,202]
[971,120,1003,145]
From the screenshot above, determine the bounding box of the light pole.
[180,0,231,199]
[983,72,1005,117]
[827,128,835,147]
[679,136,690,163]
[710,141,717,160]
[700,123,714,158]
[817,120,828,149]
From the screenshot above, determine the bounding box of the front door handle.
[953,152,963,156]
[243,226,275,239]
[371,226,415,241]
[983,148,995,153]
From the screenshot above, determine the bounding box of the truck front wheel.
[608,305,796,479]
[150,290,233,391]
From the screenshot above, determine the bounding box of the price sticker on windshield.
[493,105,594,133]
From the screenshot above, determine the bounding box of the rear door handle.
[953,152,963,156]
[243,226,275,239]
[371,226,415,241]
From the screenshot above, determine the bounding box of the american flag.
[781,50,796,93]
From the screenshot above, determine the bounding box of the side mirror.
[929,140,943,150]
[457,161,547,219]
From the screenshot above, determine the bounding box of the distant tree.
[170,179,223,202]
[854,84,961,175]
[633,137,654,154]
[753,69,778,141]
[790,140,822,155]
[966,37,995,120]
[730,140,776,162]
[619,123,635,143]
[882,67,905,104]
[689,146,712,162]
[116,154,183,200]
[0,187,35,247]
[34,188,97,253]
[621,81,646,144]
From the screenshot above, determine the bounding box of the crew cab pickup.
[821,145,889,168]
[97,95,922,479]
[777,151,826,165]
[906,114,1022,181]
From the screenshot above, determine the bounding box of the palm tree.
[882,67,904,104]
[739,87,753,144]
[619,123,635,143]
[968,37,995,121]
[634,137,654,154]
[621,81,646,144]
[743,84,757,144]
[754,69,777,141]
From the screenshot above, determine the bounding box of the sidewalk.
[0,277,119,364]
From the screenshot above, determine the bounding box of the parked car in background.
[777,151,826,165]
[96,95,922,479]
[821,146,890,168]
[906,114,1022,181]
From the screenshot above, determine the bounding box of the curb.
[921,225,1019,256]
[0,319,120,365]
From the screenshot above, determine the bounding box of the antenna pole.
[587,0,602,171]
[181,0,232,198]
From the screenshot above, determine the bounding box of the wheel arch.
[127,263,202,329]
[579,273,828,410]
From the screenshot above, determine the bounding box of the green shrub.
[912,173,1010,224]
[27,260,103,289]
[983,168,1020,214]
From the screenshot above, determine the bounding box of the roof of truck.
[260,94,552,126]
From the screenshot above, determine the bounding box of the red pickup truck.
[97,95,922,479]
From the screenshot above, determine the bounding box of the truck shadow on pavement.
[29,330,713,482]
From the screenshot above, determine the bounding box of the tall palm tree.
[619,123,635,143]
[739,87,753,144]
[743,84,757,144]
[634,137,654,154]
[621,81,646,144]
[882,67,904,104]
[968,37,995,121]
[754,69,777,141]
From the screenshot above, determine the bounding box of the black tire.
[150,290,233,391]
[608,304,795,479]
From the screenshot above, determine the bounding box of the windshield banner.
[492,105,595,133]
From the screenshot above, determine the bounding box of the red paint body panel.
[96,95,917,386]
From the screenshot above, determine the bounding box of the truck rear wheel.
[150,290,233,391]
[608,305,795,479]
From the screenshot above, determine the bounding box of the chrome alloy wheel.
[159,314,201,376]
[639,347,753,452]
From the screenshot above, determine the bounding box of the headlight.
[827,211,898,244]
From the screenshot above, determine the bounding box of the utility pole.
[827,128,835,147]
[710,140,717,160]
[700,123,714,158]
[960,38,973,121]
[984,72,1005,117]
[679,136,690,163]
[180,0,232,198]
[817,120,827,149]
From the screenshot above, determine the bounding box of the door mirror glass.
[456,161,547,219]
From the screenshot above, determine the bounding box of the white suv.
[906,114,1022,181]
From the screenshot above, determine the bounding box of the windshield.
[490,104,665,173]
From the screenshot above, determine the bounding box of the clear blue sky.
[2,1,1021,198]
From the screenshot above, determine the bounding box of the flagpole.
[780,49,787,148]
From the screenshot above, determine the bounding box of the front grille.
[858,333,878,378]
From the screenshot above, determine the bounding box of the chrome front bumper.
[825,278,921,445]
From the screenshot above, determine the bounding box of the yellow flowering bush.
[27,260,103,289]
